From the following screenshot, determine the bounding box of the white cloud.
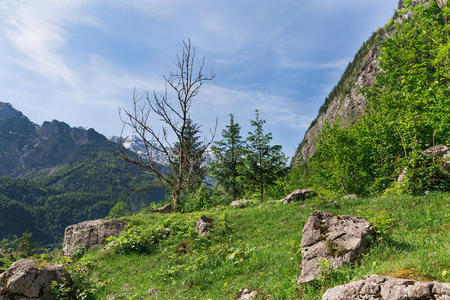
[0,1,88,86]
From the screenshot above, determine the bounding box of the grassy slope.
[79,192,449,299]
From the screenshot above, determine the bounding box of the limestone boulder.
[196,215,214,235]
[282,189,316,204]
[298,210,376,284]
[236,288,258,300]
[151,204,172,213]
[322,275,450,300]
[63,218,127,256]
[0,259,69,299]
[230,200,250,208]
[423,144,450,172]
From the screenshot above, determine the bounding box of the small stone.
[151,204,172,213]
[231,200,250,208]
[343,194,357,199]
[236,288,258,300]
[196,215,214,235]
[122,283,135,291]
[281,189,316,204]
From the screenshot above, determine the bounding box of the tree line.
[119,40,287,212]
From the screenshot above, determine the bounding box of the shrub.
[107,201,129,219]
[107,225,164,254]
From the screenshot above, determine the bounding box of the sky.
[0,0,398,159]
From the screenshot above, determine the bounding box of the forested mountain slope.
[0,102,166,246]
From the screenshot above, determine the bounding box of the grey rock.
[196,215,214,235]
[322,275,450,300]
[281,189,316,204]
[231,200,250,208]
[298,210,375,284]
[147,288,158,295]
[423,144,450,172]
[343,194,357,199]
[0,259,70,299]
[151,204,172,213]
[63,218,127,256]
[423,144,449,157]
[236,288,258,300]
[397,167,408,183]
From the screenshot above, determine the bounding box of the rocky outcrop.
[291,5,404,166]
[236,288,258,300]
[281,189,316,203]
[292,45,379,165]
[298,211,376,284]
[196,215,214,235]
[230,200,250,208]
[0,259,70,299]
[151,204,172,213]
[63,219,127,256]
[322,275,450,300]
[423,144,450,172]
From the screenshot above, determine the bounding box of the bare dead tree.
[118,39,216,212]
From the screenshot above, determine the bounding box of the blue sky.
[0,0,398,159]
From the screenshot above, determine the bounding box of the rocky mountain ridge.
[109,135,215,167]
[0,101,110,177]
[0,102,165,246]
[291,5,400,166]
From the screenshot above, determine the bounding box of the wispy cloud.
[0,0,399,157]
[0,1,86,86]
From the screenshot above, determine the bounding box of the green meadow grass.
[76,192,449,299]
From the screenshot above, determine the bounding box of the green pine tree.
[210,114,245,201]
[244,110,287,202]
[172,119,207,195]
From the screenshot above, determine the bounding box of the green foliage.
[0,152,165,247]
[51,261,105,300]
[107,201,129,219]
[180,184,215,212]
[210,114,245,202]
[107,225,165,254]
[16,232,35,256]
[70,192,449,299]
[172,119,207,195]
[291,1,449,196]
[243,110,287,201]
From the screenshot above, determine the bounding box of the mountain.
[109,135,216,166]
[0,102,112,177]
[291,5,400,166]
[109,135,169,166]
[0,102,166,246]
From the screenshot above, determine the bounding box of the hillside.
[61,192,450,299]
[0,102,166,246]
[291,4,400,166]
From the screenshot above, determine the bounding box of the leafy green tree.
[300,0,449,195]
[210,114,245,201]
[365,0,449,153]
[244,110,287,201]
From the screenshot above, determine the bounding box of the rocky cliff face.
[0,101,110,176]
[291,9,398,166]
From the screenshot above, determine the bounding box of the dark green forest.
[0,151,165,247]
